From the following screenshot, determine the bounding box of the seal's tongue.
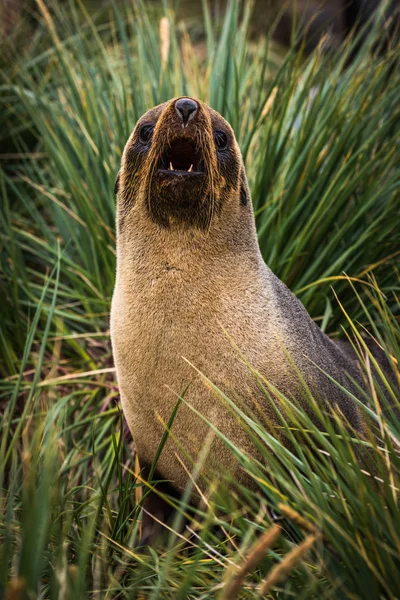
[159,138,203,174]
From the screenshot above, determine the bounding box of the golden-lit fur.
[111,97,370,502]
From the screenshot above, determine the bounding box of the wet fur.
[111,97,386,531]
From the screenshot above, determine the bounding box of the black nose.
[175,98,198,126]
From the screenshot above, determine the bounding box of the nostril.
[175,98,198,126]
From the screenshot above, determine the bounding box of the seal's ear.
[240,169,249,206]
[114,171,120,195]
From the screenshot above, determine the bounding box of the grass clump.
[1,1,399,598]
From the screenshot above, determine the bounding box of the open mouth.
[158,138,204,175]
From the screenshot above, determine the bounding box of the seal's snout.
[175,97,198,127]
[158,138,203,176]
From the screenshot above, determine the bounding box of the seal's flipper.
[138,479,179,548]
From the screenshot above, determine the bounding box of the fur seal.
[110,96,384,541]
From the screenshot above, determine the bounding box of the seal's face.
[115,97,248,229]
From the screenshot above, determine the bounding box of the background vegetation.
[0,1,399,598]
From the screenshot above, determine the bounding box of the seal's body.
[111,97,369,515]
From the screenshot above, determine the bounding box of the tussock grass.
[1,1,399,598]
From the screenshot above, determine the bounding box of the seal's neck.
[117,198,262,275]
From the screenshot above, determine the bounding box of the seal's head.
[115,97,250,229]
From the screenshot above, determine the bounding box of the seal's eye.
[214,130,228,151]
[139,124,154,143]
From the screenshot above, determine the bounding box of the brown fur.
[111,97,378,512]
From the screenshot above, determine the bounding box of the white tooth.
[169,162,173,170]
[188,164,193,172]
